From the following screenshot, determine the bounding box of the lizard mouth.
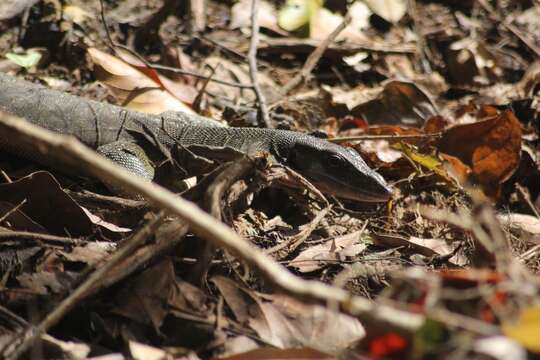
[309,179,393,202]
[300,166,393,202]
[274,172,392,202]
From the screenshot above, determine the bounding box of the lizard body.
[0,73,392,202]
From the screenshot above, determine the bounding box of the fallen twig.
[253,38,417,55]
[98,0,252,90]
[0,230,88,246]
[478,0,540,58]
[2,211,166,360]
[247,0,271,128]
[0,199,27,224]
[281,13,352,95]
[329,132,442,143]
[98,220,188,290]
[265,206,330,257]
[190,158,256,284]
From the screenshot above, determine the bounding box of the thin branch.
[3,212,166,360]
[247,0,271,128]
[190,158,255,284]
[99,0,253,90]
[329,132,443,143]
[0,199,27,224]
[196,34,249,61]
[148,63,255,89]
[478,0,540,58]
[265,206,330,257]
[0,231,88,246]
[254,37,417,55]
[281,13,352,95]
[515,183,540,219]
[98,221,188,290]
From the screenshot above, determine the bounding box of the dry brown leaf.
[289,230,367,272]
[212,276,290,347]
[311,3,372,41]
[113,260,174,328]
[308,8,361,41]
[41,334,91,360]
[440,153,472,187]
[88,48,194,114]
[309,8,346,40]
[364,125,423,137]
[372,233,465,265]
[446,39,502,86]
[221,336,259,358]
[0,171,130,236]
[212,277,365,353]
[351,81,438,126]
[62,4,91,24]
[0,0,40,20]
[231,0,284,34]
[437,109,522,197]
[407,236,467,265]
[519,61,540,97]
[202,56,280,103]
[0,201,47,233]
[270,294,365,353]
[129,341,168,360]
[364,0,408,23]
[497,213,540,235]
[323,84,379,110]
[423,115,449,133]
[17,271,69,295]
[115,47,198,104]
[58,242,115,266]
[0,171,93,236]
[114,260,208,329]
[349,125,422,164]
[80,207,131,233]
[221,347,333,360]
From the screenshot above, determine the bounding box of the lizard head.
[286,136,393,202]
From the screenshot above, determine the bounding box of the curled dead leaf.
[440,153,472,187]
[364,0,408,23]
[437,110,522,197]
[88,48,194,114]
[352,81,438,127]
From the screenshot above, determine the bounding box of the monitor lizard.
[0,73,392,202]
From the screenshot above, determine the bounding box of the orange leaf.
[437,110,522,197]
[437,268,504,284]
[440,153,471,187]
[365,125,422,136]
[369,332,408,358]
[423,115,449,133]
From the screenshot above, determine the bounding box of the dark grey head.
[284,135,393,202]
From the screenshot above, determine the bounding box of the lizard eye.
[326,155,342,168]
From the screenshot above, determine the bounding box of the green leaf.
[413,319,449,358]
[278,0,321,32]
[393,142,441,170]
[5,51,41,69]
